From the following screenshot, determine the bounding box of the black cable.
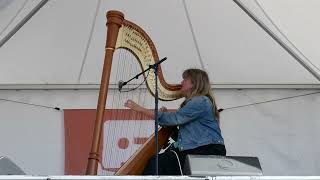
[218,91,320,112]
[119,69,151,93]
[1,89,318,113]
[0,98,61,111]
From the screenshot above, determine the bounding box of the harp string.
[100,22,170,175]
[101,41,152,174]
[87,11,182,175]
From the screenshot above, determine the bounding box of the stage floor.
[1,176,320,180]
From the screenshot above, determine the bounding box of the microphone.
[117,57,167,92]
[118,80,127,91]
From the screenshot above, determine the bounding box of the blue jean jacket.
[158,95,224,151]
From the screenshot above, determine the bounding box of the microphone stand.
[119,57,167,175]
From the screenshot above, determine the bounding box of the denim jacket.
[158,95,224,151]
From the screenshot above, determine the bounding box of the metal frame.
[0,0,49,48]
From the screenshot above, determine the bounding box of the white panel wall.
[0,89,319,175]
[218,89,320,175]
[0,94,64,175]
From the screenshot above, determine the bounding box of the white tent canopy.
[0,0,319,87]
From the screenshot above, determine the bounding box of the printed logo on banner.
[98,120,154,175]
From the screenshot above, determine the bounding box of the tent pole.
[233,0,320,82]
[0,0,49,48]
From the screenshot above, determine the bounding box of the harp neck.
[116,15,182,100]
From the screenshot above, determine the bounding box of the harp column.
[86,11,124,175]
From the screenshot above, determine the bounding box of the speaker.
[0,156,25,175]
[184,155,262,176]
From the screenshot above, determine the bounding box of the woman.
[125,68,226,175]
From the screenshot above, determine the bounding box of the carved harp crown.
[86,10,182,175]
[108,10,181,100]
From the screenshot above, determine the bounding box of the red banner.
[64,109,154,175]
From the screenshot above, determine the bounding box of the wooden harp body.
[86,10,182,175]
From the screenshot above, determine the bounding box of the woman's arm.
[125,98,206,127]
[124,100,155,118]
[156,96,206,126]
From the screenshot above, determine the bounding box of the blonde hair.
[180,68,220,120]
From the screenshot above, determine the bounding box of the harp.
[86,10,182,175]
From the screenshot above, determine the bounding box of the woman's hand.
[124,100,142,112]
[160,106,168,112]
[124,99,155,118]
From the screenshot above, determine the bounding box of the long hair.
[180,68,220,120]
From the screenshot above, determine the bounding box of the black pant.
[142,144,226,175]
